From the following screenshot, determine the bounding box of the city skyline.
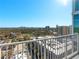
[0,0,72,27]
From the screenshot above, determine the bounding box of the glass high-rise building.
[73,0,79,33]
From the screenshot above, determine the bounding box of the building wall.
[73,0,79,33]
[74,0,79,11]
[73,14,79,33]
[56,25,71,35]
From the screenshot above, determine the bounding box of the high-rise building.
[69,25,73,34]
[56,25,70,35]
[73,0,79,33]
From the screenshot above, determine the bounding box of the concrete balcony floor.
[72,55,79,59]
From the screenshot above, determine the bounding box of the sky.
[0,0,72,27]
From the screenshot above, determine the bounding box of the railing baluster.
[61,37,63,59]
[55,38,56,59]
[50,39,51,59]
[41,40,43,59]
[0,47,1,59]
[6,46,8,59]
[26,43,30,59]
[56,38,58,59]
[16,44,19,59]
[37,40,39,59]
[30,42,33,59]
[11,45,13,59]
[22,43,24,59]
[44,39,46,59]
[34,42,36,59]
[47,40,49,59]
[77,34,79,54]
[65,37,67,59]
[63,37,65,59]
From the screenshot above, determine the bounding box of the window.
[75,0,79,11]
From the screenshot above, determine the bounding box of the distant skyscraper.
[73,0,79,33]
[56,25,69,35]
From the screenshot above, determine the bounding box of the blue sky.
[0,0,72,27]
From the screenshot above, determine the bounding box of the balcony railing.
[0,34,79,59]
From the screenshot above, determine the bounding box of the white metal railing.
[0,34,78,59]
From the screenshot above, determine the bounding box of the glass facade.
[73,0,79,33]
[75,0,79,11]
[73,14,79,33]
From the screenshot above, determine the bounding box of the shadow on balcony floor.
[72,55,79,59]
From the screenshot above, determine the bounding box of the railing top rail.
[0,33,78,46]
